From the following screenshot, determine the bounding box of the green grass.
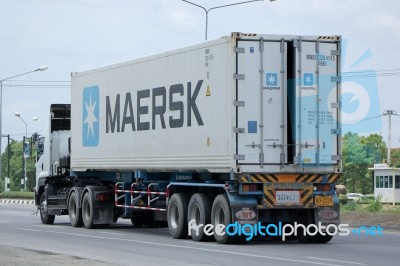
[341,201,399,213]
[0,191,34,199]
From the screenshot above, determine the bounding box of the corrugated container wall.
[71,33,341,175]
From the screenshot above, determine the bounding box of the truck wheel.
[188,193,212,241]
[167,193,189,239]
[39,192,55,224]
[68,192,83,227]
[296,230,313,243]
[131,211,155,227]
[82,193,96,229]
[211,194,235,244]
[296,211,316,243]
[315,233,333,243]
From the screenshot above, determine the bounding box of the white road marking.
[98,231,125,236]
[306,256,366,265]
[13,227,351,266]
[32,224,71,229]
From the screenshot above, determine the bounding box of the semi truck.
[35,32,342,243]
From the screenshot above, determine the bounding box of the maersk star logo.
[304,73,314,86]
[82,86,99,147]
[266,73,278,86]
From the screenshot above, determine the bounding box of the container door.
[236,39,287,165]
[294,39,340,165]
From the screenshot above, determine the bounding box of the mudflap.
[314,196,340,233]
[85,186,115,225]
[226,193,258,225]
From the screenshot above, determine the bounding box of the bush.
[359,194,375,204]
[342,201,358,211]
[339,194,348,205]
[366,196,383,212]
[0,191,34,199]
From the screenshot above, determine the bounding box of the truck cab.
[35,104,71,223]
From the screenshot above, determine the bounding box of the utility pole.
[383,110,398,166]
[383,110,398,206]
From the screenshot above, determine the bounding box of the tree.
[360,133,387,165]
[391,148,400,167]
[1,139,37,192]
[342,132,367,193]
[341,132,387,194]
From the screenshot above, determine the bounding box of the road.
[0,203,399,266]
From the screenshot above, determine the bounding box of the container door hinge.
[233,101,245,107]
[331,155,342,161]
[233,47,245,53]
[233,74,245,80]
[280,39,285,53]
[234,154,245,160]
[331,76,341,83]
[293,156,300,165]
[234,128,245,134]
[331,49,341,56]
[293,38,301,51]
[331,128,341,135]
[259,38,264,52]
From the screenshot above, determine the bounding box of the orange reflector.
[242,184,259,192]
[95,193,109,201]
[316,184,331,192]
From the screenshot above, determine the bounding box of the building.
[369,164,400,204]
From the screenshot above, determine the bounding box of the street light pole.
[0,65,47,191]
[15,113,38,191]
[182,0,276,40]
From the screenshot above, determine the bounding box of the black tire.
[211,194,235,244]
[315,233,333,243]
[187,193,212,241]
[130,213,146,227]
[131,211,155,228]
[296,230,314,243]
[296,211,315,243]
[167,193,189,239]
[39,192,55,225]
[82,193,96,229]
[68,192,83,227]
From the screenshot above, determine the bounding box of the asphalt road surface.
[0,203,399,266]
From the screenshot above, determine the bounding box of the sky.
[0,0,400,153]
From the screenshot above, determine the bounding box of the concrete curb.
[0,199,34,204]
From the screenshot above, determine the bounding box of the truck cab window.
[37,137,45,161]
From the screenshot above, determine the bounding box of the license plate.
[315,195,333,206]
[275,191,300,204]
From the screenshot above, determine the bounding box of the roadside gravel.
[0,246,118,266]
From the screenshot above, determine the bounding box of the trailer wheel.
[315,233,333,243]
[82,193,96,229]
[131,211,155,227]
[167,193,189,239]
[211,194,235,244]
[68,192,83,227]
[296,211,315,243]
[39,192,55,225]
[188,193,212,241]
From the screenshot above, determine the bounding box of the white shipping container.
[71,33,341,174]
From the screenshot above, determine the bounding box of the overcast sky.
[1,0,400,152]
